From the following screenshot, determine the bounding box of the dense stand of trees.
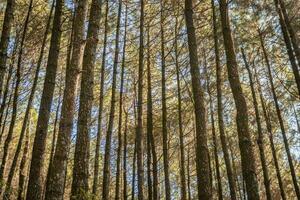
[0,0,299,199]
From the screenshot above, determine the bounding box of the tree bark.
[102,1,122,199]
[211,1,237,199]
[184,0,211,199]
[219,0,260,199]
[241,47,272,200]
[0,0,16,96]
[26,0,64,197]
[115,4,127,200]
[273,0,300,95]
[259,29,300,198]
[0,0,33,185]
[3,3,54,196]
[136,0,145,199]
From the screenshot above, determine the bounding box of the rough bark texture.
[211,1,237,199]
[26,0,64,198]
[184,0,211,199]
[0,0,16,95]
[241,48,272,200]
[219,0,260,199]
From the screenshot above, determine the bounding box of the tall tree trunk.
[184,0,211,199]
[0,31,18,139]
[258,30,300,198]
[26,0,64,197]
[277,0,300,67]
[131,139,137,200]
[115,4,127,199]
[146,24,153,200]
[0,83,13,143]
[102,1,122,199]
[211,1,237,199]
[160,1,171,199]
[241,48,272,200]
[219,0,260,199]
[136,0,145,199]
[123,110,128,200]
[204,55,223,200]
[16,112,30,200]
[0,0,16,95]
[187,147,191,200]
[46,0,88,198]
[146,23,159,200]
[273,0,300,95]
[92,0,107,195]
[255,69,287,200]
[4,3,54,195]
[174,13,187,200]
[0,0,33,185]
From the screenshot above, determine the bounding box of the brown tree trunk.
[16,113,30,200]
[4,3,54,196]
[26,0,64,197]
[102,1,122,199]
[211,1,237,199]
[0,0,16,96]
[241,48,272,200]
[0,0,33,185]
[160,1,171,199]
[255,70,287,200]
[174,14,187,200]
[91,1,107,196]
[219,0,260,199]
[184,0,211,199]
[136,0,145,199]
[115,4,127,199]
[123,110,128,200]
[46,0,88,198]
[204,55,223,200]
[273,0,300,95]
[259,30,300,198]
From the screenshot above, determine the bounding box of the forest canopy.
[0,0,299,199]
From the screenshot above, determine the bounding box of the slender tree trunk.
[259,30,300,198]
[146,24,159,200]
[0,83,13,143]
[146,25,153,200]
[123,110,128,200]
[16,112,30,200]
[204,55,223,200]
[115,4,127,199]
[241,48,272,200]
[92,1,107,195]
[0,0,16,95]
[273,0,300,95]
[4,3,54,195]
[219,0,260,199]
[136,0,145,199]
[0,32,18,139]
[102,1,122,199]
[26,0,64,197]
[0,0,33,185]
[211,1,237,199]
[187,147,191,200]
[159,1,171,199]
[184,0,211,199]
[131,140,137,200]
[255,70,287,200]
[174,14,187,200]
